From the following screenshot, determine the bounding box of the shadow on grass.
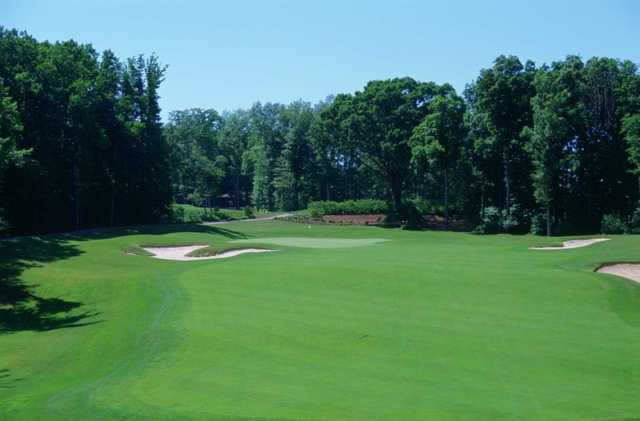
[0,368,22,389]
[0,237,98,335]
[0,223,248,333]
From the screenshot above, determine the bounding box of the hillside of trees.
[1,27,639,235]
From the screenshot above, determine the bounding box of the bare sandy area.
[530,238,609,250]
[596,264,640,284]
[141,245,275,261]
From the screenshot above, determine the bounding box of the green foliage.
[0,28,172,233]
[474,205,529,234]
[471,55,536,212]
[0,82,29,233]
[308,199,389,217]
[500,212,520,234]
[628,206,640,234]
[0,82,27,173]
[410,94,465,170]
[162,57,638,236]
[167,204,235,224]
[623,114,640,175]
[244,101,319,211]
[400,201,423,230]
[243,206,255,219]
[410,93,465,226]
[320,78,450,217]
[1,26,640,237]
[473,207,503,234]
[219,110,251,209]
[601,214,627,234]
[530,213,548,235]
[525,57,583,228]
[408,197,441,215]
[165,108,225,205]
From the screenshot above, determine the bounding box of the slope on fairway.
[1,221,640,420]
[231,236,389,248]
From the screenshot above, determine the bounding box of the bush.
[501,213,520,234]
[530,213,547,235]
[308,199,389,217]
[473,207,503,234]
[628,207,640,234]
[401,201,423,230]
[186,193,204,207]
[473,205,528,234]
[601,214,627,234]
[167,204,234,224]
[243,206,255,219]
[408,197,440,215]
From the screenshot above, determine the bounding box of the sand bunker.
[596,264,640,284]
[530,238,609,250]
[142,245,275,261]
[231,237,389,249]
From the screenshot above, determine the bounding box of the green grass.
[231,236,389,248]
[1,222,640,419]
[184,244,272,258]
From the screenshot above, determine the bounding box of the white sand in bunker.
[142,245,275,261]
[596,264,640,284]
[530,238,609,250]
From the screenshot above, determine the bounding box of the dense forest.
[1,27,639,235]
[0,27,170,234]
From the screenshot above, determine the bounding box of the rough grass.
[123,245,153,256]
[1,222,640,420]
[184,244,270,258]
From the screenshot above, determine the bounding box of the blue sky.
[4,0,639,119]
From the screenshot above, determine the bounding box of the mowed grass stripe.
[132,232,637,419]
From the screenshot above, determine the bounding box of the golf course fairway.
[1,220,640,420]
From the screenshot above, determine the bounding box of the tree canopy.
[1,26,639,235]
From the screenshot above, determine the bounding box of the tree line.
[0,28,170,234]
[1,28,639,235]
[168,56,640,235]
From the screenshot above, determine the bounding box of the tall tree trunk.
[33,208,39,235]
[110,181,116,227]
[110,143,117,226]
[504,152,511,213]
[234,169,240,208]
[390,174,403,221]
[73,159,81,231]
[444,167,449,230]
[546,204,552,237]
[325,167,330,201]
[344,158,349,200]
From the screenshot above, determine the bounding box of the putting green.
[231,236,389,248]
[2,221,640,419]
